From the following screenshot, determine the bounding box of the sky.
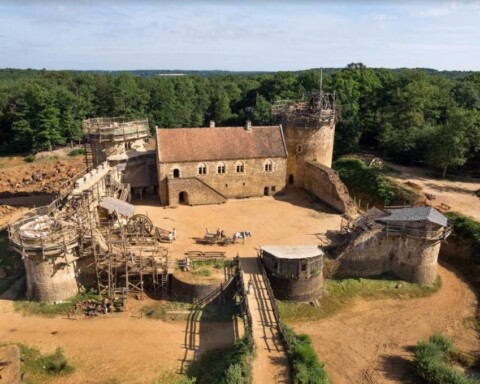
[0,0,479,71]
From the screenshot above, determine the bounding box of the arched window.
[198,163,207,175]
[217,162,226,174]
[264,159,273,172]
[235,161,245,173]
[173,168,180,178]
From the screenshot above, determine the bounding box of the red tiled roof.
[156,126,287,163]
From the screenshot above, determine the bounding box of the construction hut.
[375,206,451,240]
[259,245,324,301]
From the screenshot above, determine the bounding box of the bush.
[281,323,329,384]
[413,334,479,384]
[24,154,35,162]
[68,148,86,157]
[187,336,254,384]
[333,157,418,206]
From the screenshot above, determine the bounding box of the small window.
[296,144,303,154]
[301,263,307,272]
[264,159,273,172]
[217,162,226,174]
[271,186,276,192]
[173,169,180,178]
[236,161,245,173]
[198,163,207,175]
[225,184,228,187]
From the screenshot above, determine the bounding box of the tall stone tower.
[82,117,150,167]
[272,92,337,189]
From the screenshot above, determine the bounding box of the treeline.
[1,64,480,176]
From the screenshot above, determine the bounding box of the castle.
[7,91,451,303]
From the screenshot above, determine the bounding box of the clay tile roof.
[377,206,448,227]
[156,126,287,163]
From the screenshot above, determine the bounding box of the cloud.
[418,1,459,17]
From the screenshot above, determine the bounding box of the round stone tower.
[82,117,150,167]
[9,215,80,302]
[273,92,336,189]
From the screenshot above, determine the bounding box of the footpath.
[241,257,289,384]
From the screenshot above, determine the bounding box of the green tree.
[427,106,480,177]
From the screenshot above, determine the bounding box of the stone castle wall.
[170,274,235,303]
[283,122,335,188]
[335,228,441,285]
[158,157,287,205]
[167,177,227,206]
[304,162,356,215]
[24,252,79,302]
[267,271,324,301]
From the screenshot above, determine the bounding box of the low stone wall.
[334,227,440,285]
[170,274,233,303]
[304,162,356,216]
[267,271,324,301]
[167,177,227,206]
[23,252,78,302]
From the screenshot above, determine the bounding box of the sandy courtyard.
[133,189,343,261]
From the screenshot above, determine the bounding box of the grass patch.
[281,323,329,384]
[67,148,86,157]
[333,157,418,207]
[0,343,74,383]
[194,269,212,277]
[154,370,196,384]
[279,275,441,322]
[187,335,255,384]
[142,299,237,322]
[413,334,479,384]
[14,290,101,317]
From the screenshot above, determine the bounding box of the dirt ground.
[0,190,341,384]
[133,189,342,262]
[387,163,480,221]
[294,264,479,383]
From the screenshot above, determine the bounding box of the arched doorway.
[179,191,189,205]
[289,174,294,185]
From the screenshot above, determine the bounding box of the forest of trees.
[1,64,480,177]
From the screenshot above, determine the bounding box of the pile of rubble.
[0,159,84,196]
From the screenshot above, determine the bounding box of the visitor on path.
[172,228,176,240]
[248,279,254,295]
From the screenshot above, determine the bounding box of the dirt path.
[293,265,479,383]
[242,257,289,384]
[388,163,480,221]
[0,299,234,384]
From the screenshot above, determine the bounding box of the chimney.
[245,120,252,132]
[209,120,215,128]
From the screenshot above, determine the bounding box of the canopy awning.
[99,197,135,217]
